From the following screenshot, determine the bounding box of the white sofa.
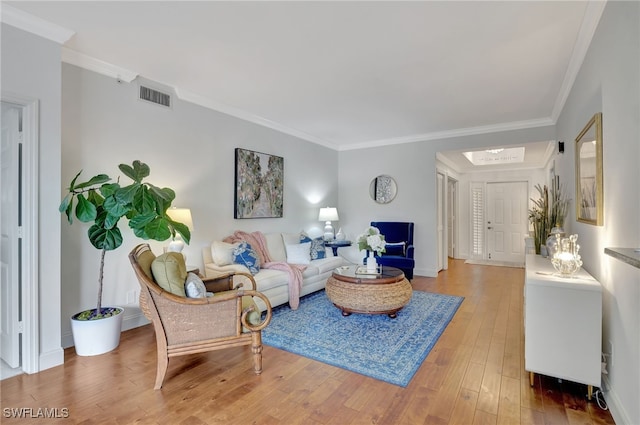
[202,232,346,311]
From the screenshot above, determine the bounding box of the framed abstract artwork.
[234,148,284,219]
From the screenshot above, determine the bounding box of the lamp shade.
[318,207,339,222]
[167,208,194,231]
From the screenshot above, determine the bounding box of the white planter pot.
[70,307,124,356]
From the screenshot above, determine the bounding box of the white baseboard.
[415,267,438,278]
[61,305,150,349]
[121,306,150,331]
[602,374,632,425]
[38,348,64,372]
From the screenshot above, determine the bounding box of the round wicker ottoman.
[326,265,412,318]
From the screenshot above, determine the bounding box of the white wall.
[338,125,555,277]
[1,24,64,370]
[61,64,340,346]
[553,2,640,424]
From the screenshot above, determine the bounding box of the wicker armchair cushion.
[151,252,187,297]
[212,290,261,326]
[242,296,262,326]
[137,249,156,279]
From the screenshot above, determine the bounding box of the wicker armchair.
[129,244,272,389]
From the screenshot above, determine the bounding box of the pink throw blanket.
[223,231,306,310]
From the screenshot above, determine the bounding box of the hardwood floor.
[1,259,615,424]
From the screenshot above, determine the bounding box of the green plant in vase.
[528,184,549,255]
[549,182,570,230]
[528,182,570,255]
[60,160,190,320]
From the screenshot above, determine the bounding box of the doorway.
[447,178,457,259]
[1,102,22,377]
[437,171,458,272]
[436,172,444,271]
[1,95,39,378]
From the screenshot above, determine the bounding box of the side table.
[325,240,352,256]
[186,265,201,276]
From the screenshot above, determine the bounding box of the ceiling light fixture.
[463,147,526,166]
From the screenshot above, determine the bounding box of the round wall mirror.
[369,175,397,204]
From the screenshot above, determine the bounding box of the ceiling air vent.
[139,85,171,108]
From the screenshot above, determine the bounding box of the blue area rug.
[262,290,464,387]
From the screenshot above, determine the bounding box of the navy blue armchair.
[369,221,415,280]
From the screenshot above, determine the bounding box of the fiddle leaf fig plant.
[60,160,190,320]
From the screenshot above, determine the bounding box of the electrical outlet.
[126,290,136,305]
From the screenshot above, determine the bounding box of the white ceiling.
[3,1,604,154]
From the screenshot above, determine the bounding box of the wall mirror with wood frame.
[575,112,603,226]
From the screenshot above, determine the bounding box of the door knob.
[487,226,493,230]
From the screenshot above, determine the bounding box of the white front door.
[1,103,21,368]
[486,181,527,263]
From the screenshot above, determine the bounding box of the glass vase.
[367,252,377,272]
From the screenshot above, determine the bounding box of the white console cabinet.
[524,254,602,398]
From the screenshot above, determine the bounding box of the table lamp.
[166,207,194,254]
[318,207,339,241]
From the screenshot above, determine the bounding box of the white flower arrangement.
[357,226,386,254]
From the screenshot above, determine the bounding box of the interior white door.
[486,181,527,263]
[1,103,21,368]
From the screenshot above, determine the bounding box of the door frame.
[436,172,445,271]
[1,93,39,374]
[436,169,458,271]
[447,177,458,259]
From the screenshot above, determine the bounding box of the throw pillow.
[151,252,187,297]
[211,241,237,266]
[232,241,261,275]
[184,272,213,298]
[385,242,406,256]
[300,232,326,260]
[285,242,311,265]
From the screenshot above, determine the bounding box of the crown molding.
[57,46,337,148]
[174,87,339,150]
[435,152,462,174]
[551,0,607,121]
[339,117,555,151]
[58,48,558,153]
[62,48,138,83]
[0,4,74,44]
